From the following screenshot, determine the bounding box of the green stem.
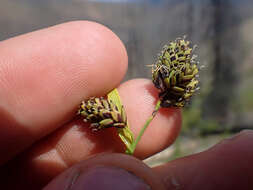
[126,100,161,155]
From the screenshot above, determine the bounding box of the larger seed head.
[152,37,199,107]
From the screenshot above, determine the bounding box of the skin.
[0,21,252,189]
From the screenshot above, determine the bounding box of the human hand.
[0,21,252,190]
[0,21,180,189]
[44,131,253,190]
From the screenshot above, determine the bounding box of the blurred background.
[1,0,252,166]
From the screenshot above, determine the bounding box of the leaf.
[107,88,134,152]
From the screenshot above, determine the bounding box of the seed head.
[78,97,127,131]
[152,37,199,107]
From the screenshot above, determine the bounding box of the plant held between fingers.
[77,37,200,155]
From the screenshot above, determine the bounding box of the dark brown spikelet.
[152,37,200,107]
[77,97,127,131]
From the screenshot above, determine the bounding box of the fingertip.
[54,20,128,100]
[0,20,128,164]
[118,79,182,158]
[1,20,128,107]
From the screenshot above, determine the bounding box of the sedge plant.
[77,37,200,155]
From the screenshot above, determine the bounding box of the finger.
[153,130,253,190]
[0,79,181,189]
[44,153,166,190]
[119,79,181,158]
[34,79,181,162]
[0,21,128,164]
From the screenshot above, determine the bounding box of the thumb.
[153,130,253,190]
[44,153,165,190]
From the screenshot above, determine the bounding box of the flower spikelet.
[152,37,199,107]
[78,97,127,131]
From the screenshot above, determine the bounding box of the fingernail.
[71,166,151,190]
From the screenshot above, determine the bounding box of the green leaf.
[107,88,122,110]
[107,88,134,153]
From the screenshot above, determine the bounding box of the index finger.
[0,21,128,164]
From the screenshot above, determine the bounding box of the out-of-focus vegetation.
[1,0,253,165]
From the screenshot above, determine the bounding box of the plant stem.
[126,100,161,155]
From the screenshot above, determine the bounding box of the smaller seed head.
[78,97,127,131]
